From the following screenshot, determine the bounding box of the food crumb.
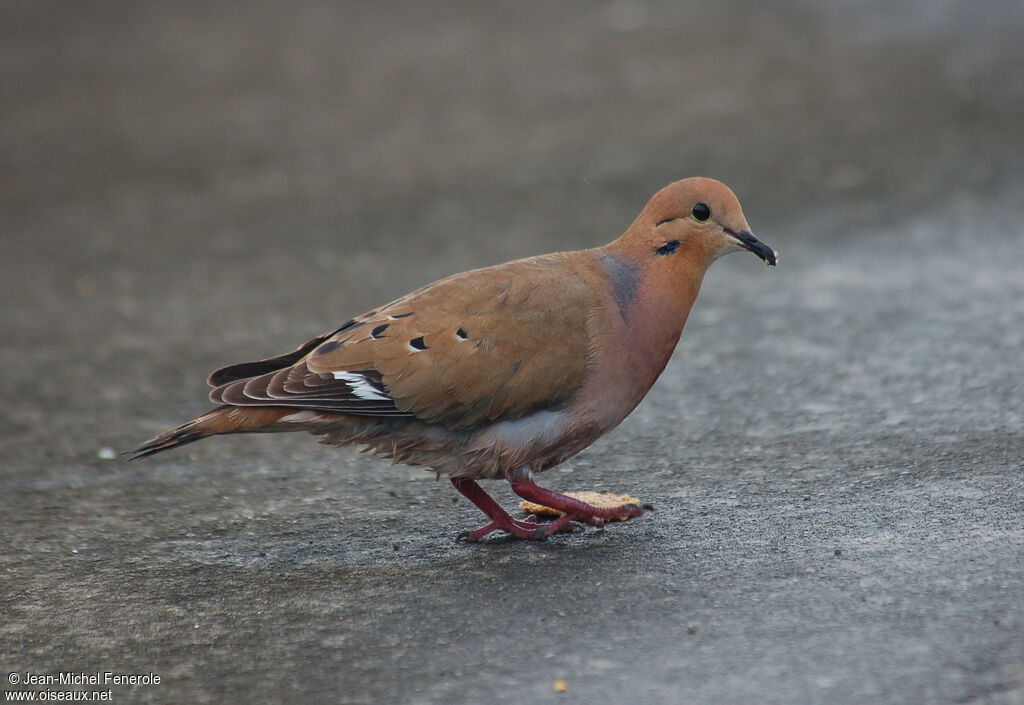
[520,491,641,521]
[553,679,567,693]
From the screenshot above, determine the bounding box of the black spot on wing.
[409,336,427,350]
[371,324,389,338]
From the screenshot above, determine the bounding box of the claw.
[510,474,645,526]
[461,517,551,542]
[451,476,644,542]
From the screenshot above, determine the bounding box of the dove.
[130,177,777,541]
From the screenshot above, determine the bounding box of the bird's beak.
[724,227,778,266]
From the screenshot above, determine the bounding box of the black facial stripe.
[655,240,680,256]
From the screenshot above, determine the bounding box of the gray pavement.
[2,2,1022,703]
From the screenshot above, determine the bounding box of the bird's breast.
[571,262,698,431]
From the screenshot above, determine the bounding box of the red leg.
[451,473,642,541]
[451,478,551,541]
[509,473,644,529]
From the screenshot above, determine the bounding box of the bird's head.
[629,177,777,268]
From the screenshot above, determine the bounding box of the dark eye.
[692,203,711,222]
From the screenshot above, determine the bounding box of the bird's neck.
[624,253,707,382]
[600,239,709,334]
[577,243,710,425]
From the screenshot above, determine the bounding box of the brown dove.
[130,177,778,541]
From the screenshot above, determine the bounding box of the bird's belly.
[317,407,604,481]
[464,408,604,479]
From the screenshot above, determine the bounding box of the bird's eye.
[692,203,711,222]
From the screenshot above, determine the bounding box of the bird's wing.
[209,254,597,430]
[207,326,344,387]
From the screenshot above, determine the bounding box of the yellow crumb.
[520,491,641,522]
[553,679,568,693]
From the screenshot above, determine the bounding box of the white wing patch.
[281,410,320,423]
[332,371,391,401]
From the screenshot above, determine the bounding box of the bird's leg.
[509,468,644,535]
[451,478,550,541]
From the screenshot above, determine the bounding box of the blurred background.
[4,0,1022,429]
[2,2,1022,704]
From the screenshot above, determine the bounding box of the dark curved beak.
[724,227,778,266]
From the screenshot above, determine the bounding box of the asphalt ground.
[2,2,1022,703]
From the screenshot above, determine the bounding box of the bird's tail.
[126,405,291,460]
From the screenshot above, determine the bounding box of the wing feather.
[207,252,601,430]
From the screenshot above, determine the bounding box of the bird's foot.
[509,474,645,526]
[452,477,588,541]
[458,513,585,542]
[451,476,639,542]
[459,516,546,542]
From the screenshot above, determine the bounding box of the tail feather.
[125,406,291,460]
